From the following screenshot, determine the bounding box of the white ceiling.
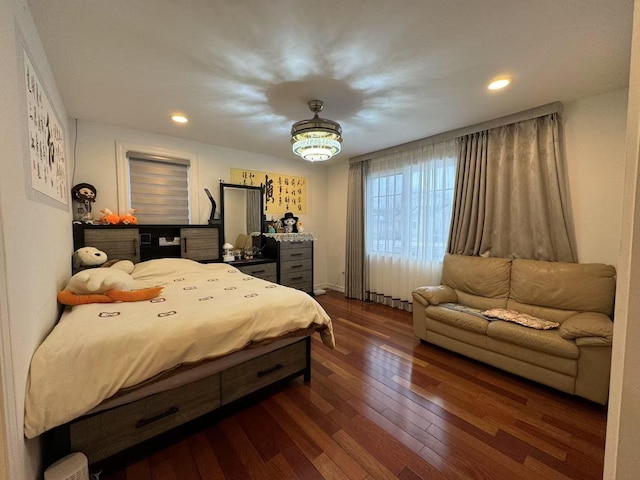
[27,0,633,164]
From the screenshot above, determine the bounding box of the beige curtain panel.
[345,161,368,299]
[448,113,577,262]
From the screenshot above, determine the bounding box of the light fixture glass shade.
[291,100,342,162]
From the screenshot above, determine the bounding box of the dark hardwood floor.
[99,290,607,479]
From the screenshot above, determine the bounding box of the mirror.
[219,183,263,251]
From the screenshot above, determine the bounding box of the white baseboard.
[317,282,344,293]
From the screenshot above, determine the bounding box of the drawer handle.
[183,238,188,253]
[290,252,303,257]
[257,363,283,378]
[290,276,303,281]
[135,406,179,429]
[291,264,303,269]
[252,269,266,274]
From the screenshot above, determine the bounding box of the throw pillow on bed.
[482,308,560,330]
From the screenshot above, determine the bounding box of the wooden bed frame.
[43,225,320,466]
[45,335,311,465]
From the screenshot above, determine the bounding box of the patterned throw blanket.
[439,303,559,330]
[482,308,560,330]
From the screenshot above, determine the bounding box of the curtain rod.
[349,101,563,164]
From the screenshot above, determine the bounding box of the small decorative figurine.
[71,183,97,222]
[281,212,298,233]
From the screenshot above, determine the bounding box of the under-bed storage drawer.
[221,339,307,405]
[69,373,220,464]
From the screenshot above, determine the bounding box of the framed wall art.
[230,168,307,214]
[23,49,68,207]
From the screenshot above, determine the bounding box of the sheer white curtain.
[365,139,457,310]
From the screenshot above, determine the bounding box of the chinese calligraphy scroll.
[24,51,68,205]
[230,168,307,214]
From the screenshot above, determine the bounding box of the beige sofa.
[412,254,616,404]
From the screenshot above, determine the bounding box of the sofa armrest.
[575,337,612,347]
[559,312,613,343]
[412,285,457,306]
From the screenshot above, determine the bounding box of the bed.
[25,258,335,464]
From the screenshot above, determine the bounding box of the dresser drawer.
[281,258,312,275]
[84,229,140,263]
[286,279,313,293]
[280,243,312,262]
[69,373,220,464]
[180,228,219,261]
[236,262,277,281]
[221,340,307,405]
[281,269,312,286]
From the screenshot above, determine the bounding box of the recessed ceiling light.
[488,78,512,91]
[171,114,189,124]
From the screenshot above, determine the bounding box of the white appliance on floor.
[44,452,89,480]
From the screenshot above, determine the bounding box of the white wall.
[325,159,349,291]
[0,1,73,478]
[73,121,330,286]
[564,88,628,266]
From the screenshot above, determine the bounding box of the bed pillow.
[131,258,211,282]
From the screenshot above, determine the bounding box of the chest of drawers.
[264,237,314,294]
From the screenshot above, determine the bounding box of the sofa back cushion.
[442,254,512,300]
[510,259,616,316]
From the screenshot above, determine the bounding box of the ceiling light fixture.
[291,100,342,162]
[171,114,189,124]
[488,77,512,91]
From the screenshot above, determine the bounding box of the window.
[366,143,456,262]
[128,154,190,224]
[364,139,457,306]
[116,142,198,224]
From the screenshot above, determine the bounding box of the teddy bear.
[58,247,162,305]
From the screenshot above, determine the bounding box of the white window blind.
[127,152,190,224]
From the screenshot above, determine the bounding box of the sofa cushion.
[505,300,577,323]
[486,321,579,359]
[425,318,488,349]
[425,304,490,334]
[455,291,508,311]
[484,337,578,376]
[442,254,512,299]
[510,259,616,316]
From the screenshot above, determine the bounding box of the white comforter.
[24,259,334,438]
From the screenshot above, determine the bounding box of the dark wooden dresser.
[264,236,314,294]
